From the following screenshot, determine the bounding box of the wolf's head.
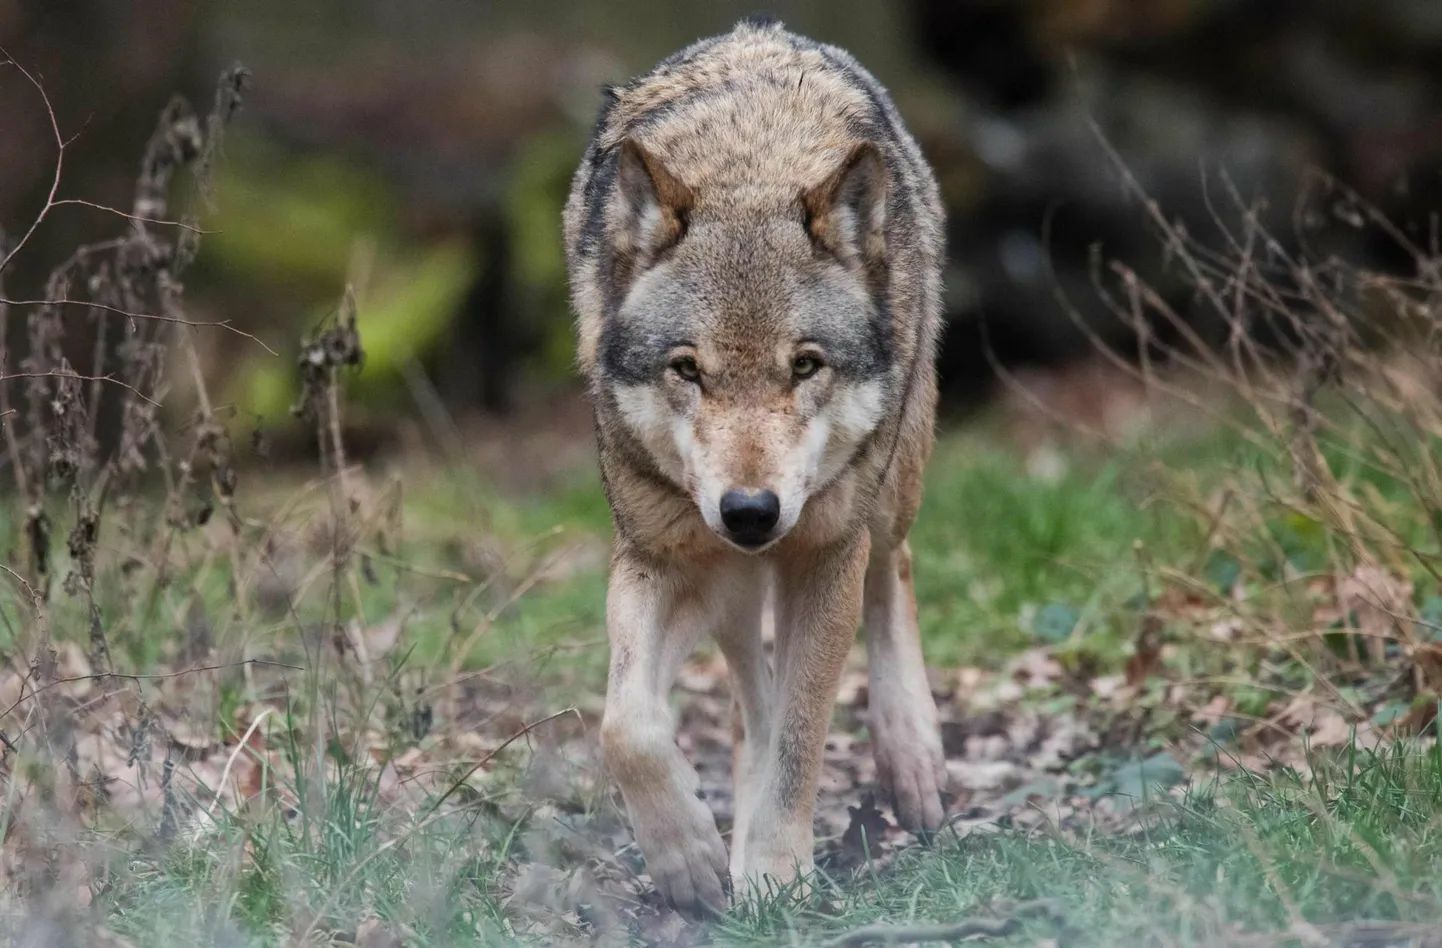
[596,138,892,552]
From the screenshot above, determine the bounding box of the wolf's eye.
[792,354,823,380]
[670,356,701,382]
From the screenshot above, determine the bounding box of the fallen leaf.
[1339,564,1413,663]
[1192,695,1232,728]
[1033,603,1080,644]
[238,718,268,805]
[1204,549,1242,593]
[1107,752,1186,802]
[1007,649,1063,690]
[1280,698,1358,748]
[355,917,403,948]
[945,760,1023,793]
[1305,709,1354,748]
[839,794,890,865]
[1001,778,1062,807]
[1416,595,1442,643]
[356,613,406,658]
[1125,615,1164,687]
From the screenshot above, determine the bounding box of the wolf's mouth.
[724,529,775,551]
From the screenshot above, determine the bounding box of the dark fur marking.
[610,643,632,680]
[590,84,621,140]
[578,145,618,258]
[864,294,894,377]
[773,725,806,810]
[625,75,758,140]
[819,313,891,382]
[598,319,659,385]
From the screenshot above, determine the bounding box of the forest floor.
[8,361,1442,947]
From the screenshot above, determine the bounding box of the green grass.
[910,434,1178,665]
[92,727,1442,945]
[99,706,521,946]
[708,735,1442,946]
[396,422,1232,671]
[16,409,1442,945]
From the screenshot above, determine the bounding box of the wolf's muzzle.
[719,488,781,549]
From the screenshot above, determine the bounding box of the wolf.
[563,15,947,913]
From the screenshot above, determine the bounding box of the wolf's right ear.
[609,138,694,282]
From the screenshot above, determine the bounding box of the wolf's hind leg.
[863,538,946,831]
[600,552,730,914]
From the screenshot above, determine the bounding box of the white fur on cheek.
[812,380,885,485]
[800,414,833,489]
[613,385,689,484]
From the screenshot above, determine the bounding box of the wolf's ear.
[802,142,887,277]
[611,138,694,279]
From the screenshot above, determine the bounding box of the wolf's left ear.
[610,137,694,283]
[802,141,887,277]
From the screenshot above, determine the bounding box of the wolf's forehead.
[627,274,887,370]
[627,281,796,346]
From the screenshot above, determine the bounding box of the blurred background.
[4,0,1442,458]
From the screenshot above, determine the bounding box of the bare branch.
[51,199,213,234]
[0,47,66,276]
[0,371,161,407]
[0,298,277,354]
[0,658,303,721]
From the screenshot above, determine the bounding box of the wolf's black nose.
[720,489,780,546]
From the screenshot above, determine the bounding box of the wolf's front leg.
[734,536,869,897]
[864,539,946,831]
[601,552,730,914]
[713,584,772,884]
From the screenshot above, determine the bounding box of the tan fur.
[565,17,946,914]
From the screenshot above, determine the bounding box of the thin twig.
[205,707,275,818]
[0,299,276,353]
[0,658,302,721]
[0,371,161,406]
[50,199,212,233]
[423,707,582,818]
[0,48,65,275]
[825,899,1065,946]
[297,707,581,945]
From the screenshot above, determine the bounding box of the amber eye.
[792,354,823,380]
[670,356,701,382]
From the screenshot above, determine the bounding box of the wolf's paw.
[870,697,947,832]
[635,795,731,916]
[733,835,814,905]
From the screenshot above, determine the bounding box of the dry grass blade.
[295,707,582,945]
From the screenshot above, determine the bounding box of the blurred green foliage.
[203,128,587,424]
[505,130,588,383]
